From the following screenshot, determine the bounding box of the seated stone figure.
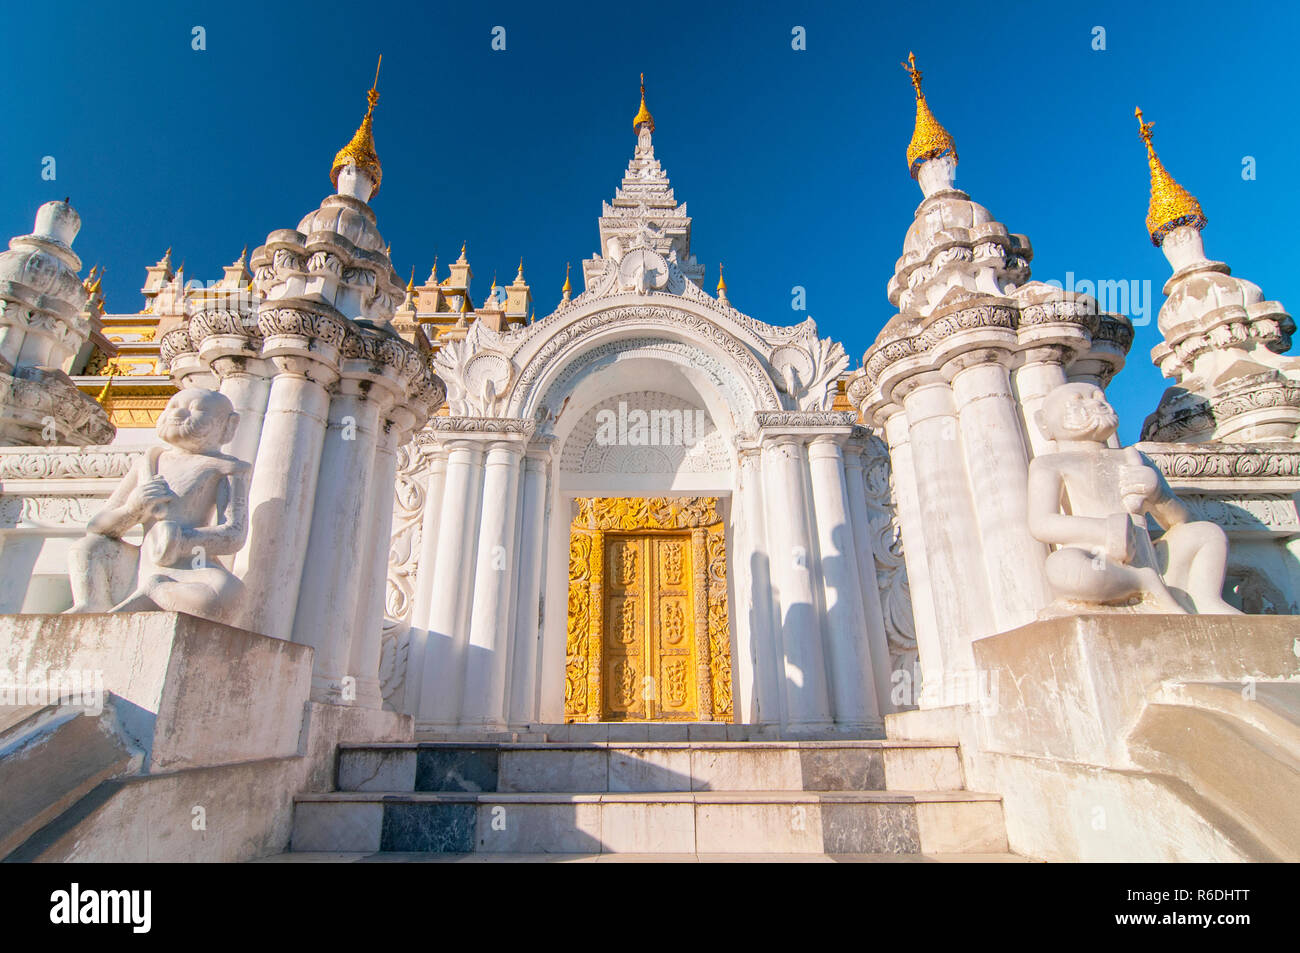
[68,388,251,622]
[1027,382,1240,614]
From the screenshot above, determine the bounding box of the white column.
[461,441,523,728]
[416,441,484,726]
[807,436,881,730]
[291,380,386,700]
[1013,349,1069,457]
[950,357,1051,631]
[734,445,782,727]
[536,488,569,723]
[236,340,340,641]
[507,450,549,727]
[760,434,832,733]
[199,336,273,467]
[401,445,446,717]
[349,411,411,710]
[881,410,940,706]
[901,380,993,699]
[217,364,273,466]
[842,435,895,717]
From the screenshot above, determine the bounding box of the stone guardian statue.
[67,388,250,622]
[1027,382,1240,615]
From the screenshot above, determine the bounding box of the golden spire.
[562,262,572,295]
[716,262,727,294]
[331,55,384,196]
[632,72,655,132]
[902,52,957,179]
[459,293,471,314]
[516,258,525,282]
[406,267,415,293]
[458,241,467,261]
[1135,107,1207,247]
[427,255,438,284]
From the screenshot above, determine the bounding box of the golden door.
[565,496,733,724]
[602,533,696,720]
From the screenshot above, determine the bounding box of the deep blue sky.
[4,0,1296,442]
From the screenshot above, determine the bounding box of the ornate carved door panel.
[603,533,696,719]
[565,497,733,723]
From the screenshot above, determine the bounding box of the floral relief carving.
[379,440,427,709]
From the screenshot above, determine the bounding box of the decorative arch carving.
[507,303,788,421]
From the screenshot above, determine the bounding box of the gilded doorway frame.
[565,496,734,723]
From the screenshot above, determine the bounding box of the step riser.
[291,799,1008,855]
[338,746,963,794]
[414,726,887,743]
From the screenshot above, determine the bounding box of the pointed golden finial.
[516,257,525,282]
[96,358,119,403]
[331,54,384,196]
[427,254,439,283]
[236,245,248,267]
[1135,107,1206,247]
[406,266,415,293]
[562,261,572,295]
[458,241,467,261]
[633,72,655,132]
[716,262,727,294]
[459,293,471,314]
[901,52,957,179]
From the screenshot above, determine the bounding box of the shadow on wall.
[747,549,776,726]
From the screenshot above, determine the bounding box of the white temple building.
[0,63,1296,863]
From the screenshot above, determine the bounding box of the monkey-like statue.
[1027,382,1240,614]
[68,388,250,623]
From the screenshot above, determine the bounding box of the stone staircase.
[281,727,1020,859]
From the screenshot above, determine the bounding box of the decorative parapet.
[857,288,1132,423]
[753,410,860,432]
[1138,440,1300,613]
[1137,441,1300,488]
[426,416,536,436]
[0,444,143,482]
[0,446,144,550]
[1177,493,1299,539]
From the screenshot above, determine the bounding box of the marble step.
[256,851,1037,863]
[290,790,1008,855]
[415,723,884,743]
[337,740,964,794]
